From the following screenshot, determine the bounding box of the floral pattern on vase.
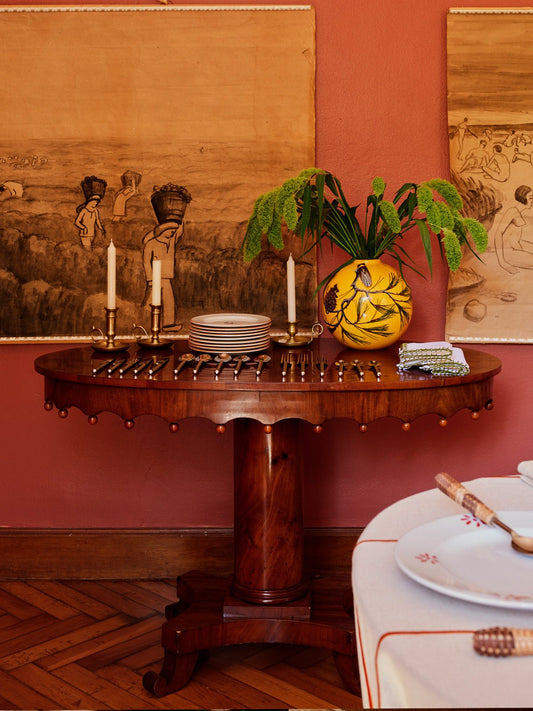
[321,258,413,350]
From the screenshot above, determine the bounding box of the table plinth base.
[223,590,312,620]
[142,570,360,698]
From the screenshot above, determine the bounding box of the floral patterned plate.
[395,512,533,609]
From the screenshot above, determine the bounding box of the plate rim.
[394,511,533,609]
[190,313,271,328]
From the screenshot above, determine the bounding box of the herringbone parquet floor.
[0,579,363,710]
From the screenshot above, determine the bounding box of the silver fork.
[297,351,309,377]
[281,352,293,377]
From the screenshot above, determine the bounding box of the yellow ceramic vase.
[321,258,413,350]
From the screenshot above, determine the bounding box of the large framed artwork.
[0,5,316,342]
[446,8,533,343]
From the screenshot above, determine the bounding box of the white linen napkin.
[398,341,470,376]
[518,460,533,487]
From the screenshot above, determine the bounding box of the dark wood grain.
[34,338,501,696]
[35,340,501,426]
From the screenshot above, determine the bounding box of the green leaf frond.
[283,195,299,231]
[425,179,463,211]
[378,200,402,233]
[275,178,300,214]
[297,167,323,182]
[242,217,263,261]
[442,228,463,271]
[425,202,442,235]
[416,184,434,213]
[372,176,386,198]
[256,192,276,231]
[436,202,455,230]
[463,217,488,253]
[267,219,284,250]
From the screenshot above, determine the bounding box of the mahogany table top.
[34,339,501,427]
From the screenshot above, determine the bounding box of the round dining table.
[34,338,501,697]
[352,475,533,708]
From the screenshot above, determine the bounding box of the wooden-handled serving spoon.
[435,472,533,554]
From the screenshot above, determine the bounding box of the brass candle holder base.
[91,307,129,352]
[133,304,173,349]
[272,321,313,347]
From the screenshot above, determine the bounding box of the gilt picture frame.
[446,7,533,344]
[0,5,317,343]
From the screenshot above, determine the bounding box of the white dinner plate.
[190,313,271,328]
[395,512,533,609]
[188,342,270,355]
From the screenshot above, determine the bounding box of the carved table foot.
[144,570,359,697]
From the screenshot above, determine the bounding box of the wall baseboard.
[0,527,362,580]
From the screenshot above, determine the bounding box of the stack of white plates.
[188,313,271,354]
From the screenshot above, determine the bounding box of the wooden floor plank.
[99,580,179,611]
[267,660,362,709]
[30,580,116,620]
[0,613,56,644]
[0,614,93,668]
[0,614,130,671]
[120,641,164,671]
[0,614,20,630]
[40,615,162,672]
[53,662,164,710]
[135,579,178,602]
[206,659,340,709]
[97,663,202,710]
[65,581,163,618]
[0,667,58,710]
[0,582,79,620]
[0,580,362,710]
[11,662,110,710]
[0,588,43,620]
[192,660,291,708]
[80,628,161,671]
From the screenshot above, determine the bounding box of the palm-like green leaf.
[241,169,488,280]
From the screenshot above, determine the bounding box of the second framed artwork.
[0,5,316,342]
[446,8,533,343]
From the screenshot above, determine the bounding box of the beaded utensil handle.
[435,472,496,525]
[474,627,533,657]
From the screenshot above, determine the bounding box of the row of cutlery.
[280,352,382,379]
[91,353,273,379]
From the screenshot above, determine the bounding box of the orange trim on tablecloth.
[374,629,475,708]
[353,537,398,707]
[354,538,398,547]
[353,593,373,709]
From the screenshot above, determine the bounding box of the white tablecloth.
[352,476,533,708]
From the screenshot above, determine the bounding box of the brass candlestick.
[133,304,173,348]
[91,307,129,352]
[272,321,313,347]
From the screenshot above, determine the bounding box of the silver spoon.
[254,353,271,377]
[193,353,211,375]
[435,472,533,555]
[215,352,232,376]
[174,352,195,376]
[233,354,250,377]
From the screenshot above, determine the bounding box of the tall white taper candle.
[287,253,296,322]
[107,240,116,309]
[152,258,162,306]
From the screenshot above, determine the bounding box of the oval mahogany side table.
[34,339,501,697]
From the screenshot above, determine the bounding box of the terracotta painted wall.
[1,0,531,529]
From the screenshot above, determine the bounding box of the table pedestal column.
[142,418,359,698]
[229,418,308,606]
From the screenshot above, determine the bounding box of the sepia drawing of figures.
[74,176,107,250]
[446,9,533,343]
[112,171,141,222]
[142,184,191,329]
[0,7,316,342]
